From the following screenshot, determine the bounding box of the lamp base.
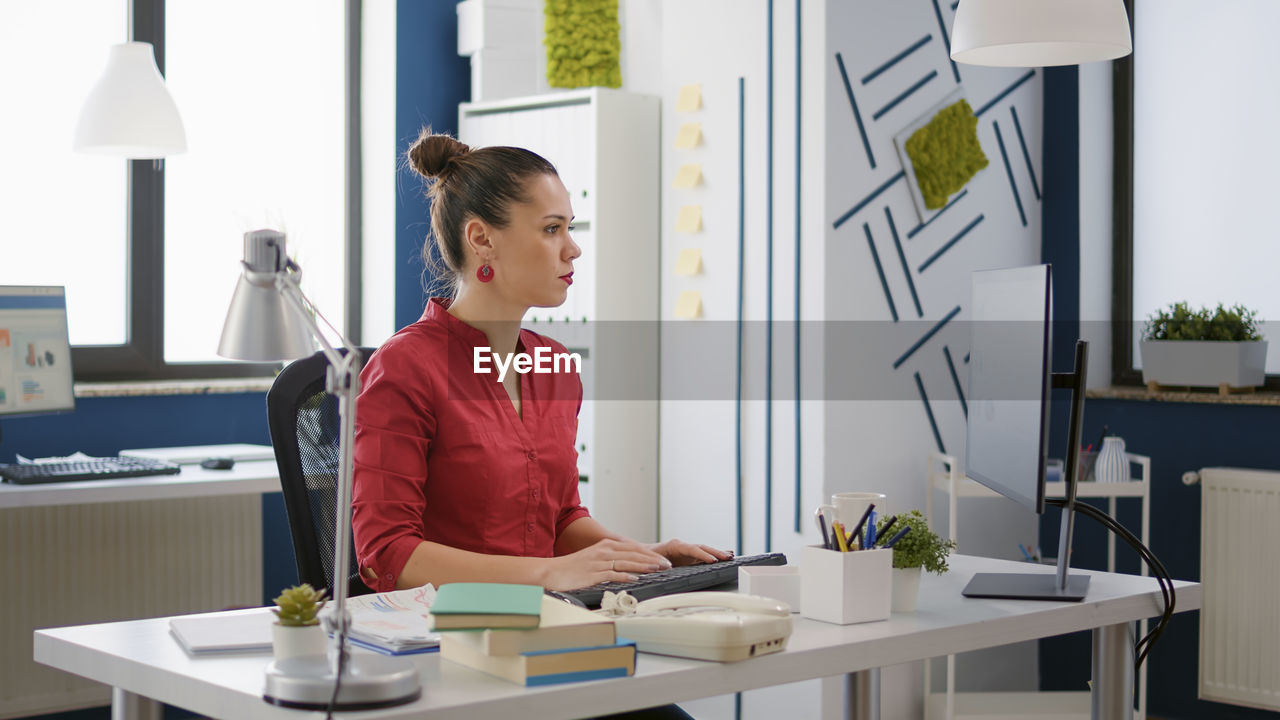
[263,653,421,710]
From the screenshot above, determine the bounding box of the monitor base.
[961,572,1090,601]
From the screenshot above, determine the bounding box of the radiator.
[1196,467,1280,711]
[0,496,262,719]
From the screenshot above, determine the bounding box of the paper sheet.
[675,205,702,233]
[675,291,703,319]
[673,248,703,276]
[674,122,702,148]
[673,163,702,189]
[676,84,702,112]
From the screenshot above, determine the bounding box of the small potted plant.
[271,583,329,661]
[876,510,956,612]
[1141,302,1267,394]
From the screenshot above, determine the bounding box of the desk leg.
[112,687,162,720]
[1091,622,1134,720]
[843,668,879,720]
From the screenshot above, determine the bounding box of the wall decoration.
[893,88,988,223]
[544,0,621,89]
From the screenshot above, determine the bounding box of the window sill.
[74,377,275,399]
[1087,385,1280,407]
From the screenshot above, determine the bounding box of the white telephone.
[607,591,793,662]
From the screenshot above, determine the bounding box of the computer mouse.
[200,457,236,470]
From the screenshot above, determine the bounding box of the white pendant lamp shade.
[950,0,1132,67]
[73,42,187,158]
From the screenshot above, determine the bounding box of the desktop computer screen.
[0,286,75,419]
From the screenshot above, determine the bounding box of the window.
[2,0,357,381]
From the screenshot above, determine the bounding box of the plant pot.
[891,566,922,612]
[271,622,328,662]
[1140,340,1267,390]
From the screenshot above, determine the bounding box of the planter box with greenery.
[1140,302,1267,393]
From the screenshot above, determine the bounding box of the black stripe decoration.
[885,206,923,317]
[993,120,1027,227]
[835,52,875,169]
[894,305,960,369]
[864,222,899,322]
[872,70,938,121]
[765,0,774,554]
[793,0,803,534]
[974,69,1035,118]
[906,189,968,240]
[950,0,959,8]
[862,35,933,85]
[1010,106,1041,201]
[918,214,984,273]
[964,352,970,364]
[915,371,947,454]
[833,170,905,229]
[931,0,962,84]
[734,76,746,558]
[943,345,967,418]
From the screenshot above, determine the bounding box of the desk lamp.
[218,229,420,709]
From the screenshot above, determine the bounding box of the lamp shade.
[73,42,187,158]
[950,0,1132,67]
[217,230,315,361]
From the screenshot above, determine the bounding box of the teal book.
[429,583,544,630]
[441,634,637,686]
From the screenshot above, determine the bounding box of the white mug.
[814,492,886,537]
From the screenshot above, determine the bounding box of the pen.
[1081,424,1109,480]
[883,526,912,549]
[818,512,831,550]
[875,516,898,546]
[865,510,877,549]
[833,521,850,552]
[1017,543,1032,561]
[850,503,876,550]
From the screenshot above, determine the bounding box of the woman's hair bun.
[407,129,471,179]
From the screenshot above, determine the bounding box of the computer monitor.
[962,265,1090,601]
[0,286,75,422]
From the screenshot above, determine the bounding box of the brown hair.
[406,128,559,295]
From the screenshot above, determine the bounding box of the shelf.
[931,476,1149,499]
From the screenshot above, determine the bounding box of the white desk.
[34,555,1199,720]
[0,458,281,509]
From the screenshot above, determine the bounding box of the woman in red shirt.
[353,130,731,595]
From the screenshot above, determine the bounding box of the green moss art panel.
[545,0,622,89]
[904,99,988,210]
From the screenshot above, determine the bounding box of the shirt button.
[527,523,534,532]
[528,451,537,460]
[532,489,539,498]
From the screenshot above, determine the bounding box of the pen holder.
[800,546,891,625]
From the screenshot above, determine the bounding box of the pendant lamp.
[950,0,1132,67]
[73,42,187,158]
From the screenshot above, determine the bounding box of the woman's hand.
[541,538,673,591]
[647,538,734,567]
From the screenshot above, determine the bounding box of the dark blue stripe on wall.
[931,0,962,84]
[906,189,967,239]
[861,35,933,85]
[872,70,938,121]
[793,0,803,534]
[833,170,905,229]
[943,345,967,417]
[993,120,1027,227]
[893,305,960,369]
[1010,106,1041,200]
[974,69,1035,118]
[918,214,984,273]
[914,372,946,453]
[765,0,774,554]
[885,206,922,317]
[735,76,746,558]
[834,52,875,169]
[864,223,899,322]
[964,352,970,364]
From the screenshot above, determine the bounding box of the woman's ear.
[463,218,494,259]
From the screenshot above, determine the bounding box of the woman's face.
[491,173,581,309]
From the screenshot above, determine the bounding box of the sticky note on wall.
[675,291,702,319]
[673,164,702,189]
[674,122,702,149]
[674,248,702,276]
[675,205,702,232]
[676,84,702,112]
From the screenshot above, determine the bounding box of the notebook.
[441,634,636,686]
[429,583,543,630]
[446,595,614,655]
[169,608,274,655]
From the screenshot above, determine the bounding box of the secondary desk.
[35,555,1199,720]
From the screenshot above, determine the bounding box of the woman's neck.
[447,287,524,355]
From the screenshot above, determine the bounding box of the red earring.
[476,264,494,283]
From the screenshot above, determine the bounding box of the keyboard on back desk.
[564,552,788,608]
[0,456,182,485]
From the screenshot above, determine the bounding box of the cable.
[325,624,348,720]
[1046,497,1176,675]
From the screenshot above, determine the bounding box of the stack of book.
[431,583,635,686]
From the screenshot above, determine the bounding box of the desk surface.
[0,459,280,509]
[34,555,1200,720]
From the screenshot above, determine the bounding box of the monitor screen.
[0,286,75,418]
[965,265,1052,514]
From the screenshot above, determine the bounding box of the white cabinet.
[458,89,660,541]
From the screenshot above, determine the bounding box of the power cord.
[325,625,348,720]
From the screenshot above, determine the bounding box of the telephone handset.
[609,591,793,662]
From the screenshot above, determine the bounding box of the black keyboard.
[0,457,182,485]
[564,552,788,608]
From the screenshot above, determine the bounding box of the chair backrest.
[266,347,377,599]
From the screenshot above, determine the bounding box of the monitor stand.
[963,340,1091,603]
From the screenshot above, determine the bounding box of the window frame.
[72,0,362,382]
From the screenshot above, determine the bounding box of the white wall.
[1079,60,1113,390]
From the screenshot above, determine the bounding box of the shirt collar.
[422,297,517,350]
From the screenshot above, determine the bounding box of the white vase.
[271,622,328,662]
[891,567,922,612]
[1094,436,1128,484]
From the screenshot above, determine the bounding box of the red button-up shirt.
[352,299,589,592]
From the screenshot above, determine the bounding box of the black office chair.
[266,347,377,599]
